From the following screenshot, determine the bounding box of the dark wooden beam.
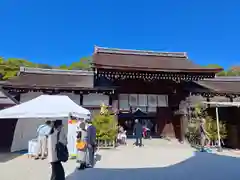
[97,70,215,81]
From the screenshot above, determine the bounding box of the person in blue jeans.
[133,119,143,147]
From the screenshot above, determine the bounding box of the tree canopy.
[0,56,239,80]
[204,64,240,76]
[0,56,92,80]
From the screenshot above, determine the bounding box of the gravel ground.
[1,139,240,180]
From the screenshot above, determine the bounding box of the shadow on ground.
[66,152,240,180]
[0,153,22,163]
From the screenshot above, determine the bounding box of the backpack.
[56,131,69,162]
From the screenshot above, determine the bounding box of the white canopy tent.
[202,101,240,151]
[0,95,90,119]
[0,95,90,152]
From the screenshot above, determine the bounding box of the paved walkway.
[1,139,240,180]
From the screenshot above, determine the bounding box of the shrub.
[205,115,227,143]
[185,103,227,147]
[92,104,117,141]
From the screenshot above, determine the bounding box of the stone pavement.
[1,139,240,180]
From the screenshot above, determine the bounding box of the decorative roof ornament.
[100,102,108,115]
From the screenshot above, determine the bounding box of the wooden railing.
[96,139,116,149]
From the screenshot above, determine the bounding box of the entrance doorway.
[118,111,157,136]
[0,119,18,152]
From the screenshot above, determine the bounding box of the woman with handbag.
[48,120,68,180]
[76,121,88,169]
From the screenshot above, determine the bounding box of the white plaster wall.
[83,93,109,106]
[60,92,80,105]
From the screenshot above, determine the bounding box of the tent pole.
[215,106,222,152]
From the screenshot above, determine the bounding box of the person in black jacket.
[133,119,143,147]
[86,120,96,167]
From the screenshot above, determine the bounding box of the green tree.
[204,64,226,76]
[204,115,227,144]
[68,56,92,70]
[185,104,227,147]
[0,58,38,80]
[223,66,240,76]
[92,104,117,141]
[0,56,93,80]
[58,64,69,70]
[204,64,240,76]
[37,64,53,69]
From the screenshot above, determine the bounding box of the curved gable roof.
[93,46,223,73]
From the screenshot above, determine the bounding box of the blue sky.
[0,0,239,68]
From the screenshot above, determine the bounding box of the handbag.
[56,131,69,162]
[76,140,87,150]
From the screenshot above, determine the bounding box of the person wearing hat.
[133,119,143,147]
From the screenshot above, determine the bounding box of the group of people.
[117,119,154,147]
[76,119,97,169]
[35,119,96,180]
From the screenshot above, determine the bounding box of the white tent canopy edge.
[0,95,90,119]
[0,95,90,152]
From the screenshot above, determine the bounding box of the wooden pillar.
[80,94,83,106]
[15,93,21,102]
[109,94,113,106]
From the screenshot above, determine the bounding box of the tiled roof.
[196,77,240,94]
[93,46,223,73]
[2,67,94,90]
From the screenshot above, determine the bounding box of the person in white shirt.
[35,121,52,160]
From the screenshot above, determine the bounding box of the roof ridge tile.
[20,67,94,76]
[94,46,187,58]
